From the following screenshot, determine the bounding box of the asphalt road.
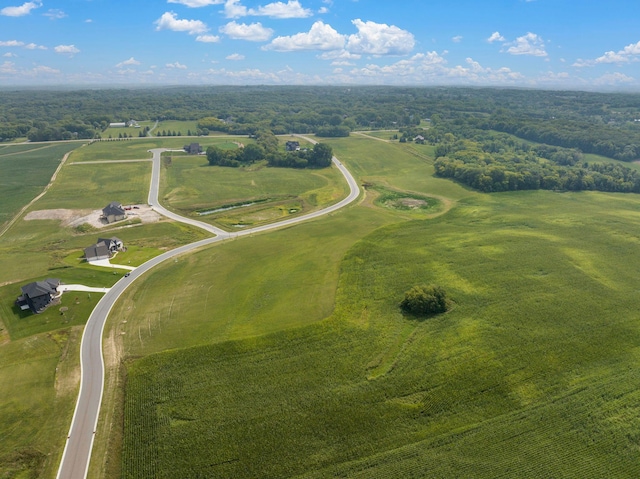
[56,142,359,479]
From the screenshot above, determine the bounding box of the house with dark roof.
[102,202,126,224]
[184,143,203,155]
[84,237,124,262]
[285,141,300,151]
[16,278,61,314]
[84,243,111,262]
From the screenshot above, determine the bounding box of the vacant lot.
[161,154,348,228]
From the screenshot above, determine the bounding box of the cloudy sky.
[1,0,639,90]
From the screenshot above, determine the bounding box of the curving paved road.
[56,141,359,479]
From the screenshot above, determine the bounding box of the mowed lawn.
[120,189,640,478]
[0,142,82,228]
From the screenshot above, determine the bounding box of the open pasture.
[120,189,640,478]
[325,136,471,201]
[0,142,81,229]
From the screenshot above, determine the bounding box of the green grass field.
[6,129,640,478]
[153,120,200,136]
[161,154,347,228]
[0,142,82,228]
[119,189,640,478]
[108,134,640,478]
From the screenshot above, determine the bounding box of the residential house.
[84,237,124,262]
[102,202,126,224]
[286,141,300,151]
[16,278,61,314]
[414,135,425,144]
[184,143,203,155]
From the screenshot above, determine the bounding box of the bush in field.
[400,284,449,316]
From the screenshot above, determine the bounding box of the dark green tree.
[401,285,449,316]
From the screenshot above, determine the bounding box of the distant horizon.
[1,0,640,91]
[1,83,640,95]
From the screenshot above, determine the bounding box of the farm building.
[16,278,61,314]
[102,202,126,224]
[184,143,203,155]
[84,237,124,262]
[109,122,126,128]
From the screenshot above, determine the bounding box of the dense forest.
[2,85,640,191]
[2,86,640,152]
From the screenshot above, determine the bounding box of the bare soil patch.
[24,205,161,229]
[398,198,427,208]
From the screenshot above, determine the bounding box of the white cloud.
[220,21,273,41]
[345,19,415,56]
[226,53,245,60]
[3,52,17,57]
[168,0,224,6]
[318,50,361,61]
[593,72,635,86]
[166,62,188,69]
[487,31,505,43]
[0,1,41,17]
[224,0,248,18]
[264,21,345,51]
[196,34,221,43]
[116,57,141,67]
[249,1,312,19]
[54,44,80,55]
[44,9,66,20]
[573,41,640,67]
[452,35,463,43]
[505,32,547,57]
[0,61,18,73]
[25,42,47,50]
[318,7,328,14]
[85,19,93,23]
[155,12,208,35]
[31,65,60,75]
[0,40,24,47]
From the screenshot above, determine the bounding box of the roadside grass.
[119,189,640,478]
[0,142,82,228]
[34,162,152,209]
[0,326,83,479]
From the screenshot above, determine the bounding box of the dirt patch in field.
[398,198,428,208]
[24,205,161,228]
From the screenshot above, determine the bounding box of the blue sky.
[1,0,639,90]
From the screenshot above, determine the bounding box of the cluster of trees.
[433,133,640,193]
[401,285,449,316]
[207,130,333,169]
